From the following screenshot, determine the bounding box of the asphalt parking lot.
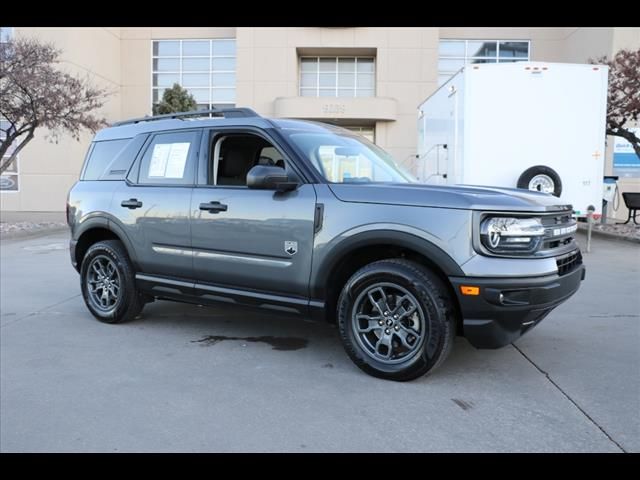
[1,230,638,452]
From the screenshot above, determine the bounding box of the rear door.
[112,129,201,280]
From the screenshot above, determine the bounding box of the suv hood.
[328,183,573,212]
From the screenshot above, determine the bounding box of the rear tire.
[517,165,562,197]
[337,259,455,381]
[80,240,144,324]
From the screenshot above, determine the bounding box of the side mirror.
[246,165,298,192]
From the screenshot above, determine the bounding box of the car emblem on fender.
[284,241,298,256]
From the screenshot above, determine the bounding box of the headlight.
[480,217,544,254]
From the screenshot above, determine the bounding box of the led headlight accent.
[480,217,545,254]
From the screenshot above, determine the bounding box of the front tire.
[80,240,145,324]
[337,259,455,381]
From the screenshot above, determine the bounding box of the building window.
[0,27,13,43]
[438,39,530,85]
[344,126,375,143]
[0,118,19,193]
[299,57,375,98]
[152,39,236,112]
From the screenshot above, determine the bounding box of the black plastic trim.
[314,203,324,234]
[311,229,465,298]
[449,264,585,349]
[134,273,313,317]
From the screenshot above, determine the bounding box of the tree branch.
[0,129,34,175]
[0,35,110,173]
[607,127,640,158]
[590,48,640,160]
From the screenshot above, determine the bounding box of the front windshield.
[284,130,416,184]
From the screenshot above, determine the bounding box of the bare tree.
[591,49,640,158]
[0,37,111,174]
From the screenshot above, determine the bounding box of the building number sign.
[323,104,346,115]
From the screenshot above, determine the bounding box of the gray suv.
[67,108,585,381]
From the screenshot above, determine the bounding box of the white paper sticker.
[147,142,190,178]
[164,142,190,178]
[148,143,171,177]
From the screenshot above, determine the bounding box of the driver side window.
[258,146,285,168]
[208,133,290,186]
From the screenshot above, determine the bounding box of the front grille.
[556,250,582,276]
[541,211,577,251]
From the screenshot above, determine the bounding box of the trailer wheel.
[517,165,562,197]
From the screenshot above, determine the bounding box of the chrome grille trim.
[539,210,577,253]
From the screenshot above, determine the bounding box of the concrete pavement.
[1,231,638,452]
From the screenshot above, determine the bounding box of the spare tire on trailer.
[517,165,563,197]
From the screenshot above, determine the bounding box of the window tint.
[210,134,288,187]
[258,146,285,167]
[138,131,199,185]
[82,139,129,180]
[100,135,149,180]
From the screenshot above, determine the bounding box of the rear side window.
[138,131,199,185]
[81,139,129,180]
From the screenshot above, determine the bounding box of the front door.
[190,129,316,301]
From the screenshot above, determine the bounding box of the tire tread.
[80,239,144,324]
[337,258,455,381]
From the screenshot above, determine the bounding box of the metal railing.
[414,143,447,182]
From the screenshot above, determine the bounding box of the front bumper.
[449,263,585,349]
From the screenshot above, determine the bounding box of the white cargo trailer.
[417,62,609,217]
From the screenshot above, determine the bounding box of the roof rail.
[111,107,260,127]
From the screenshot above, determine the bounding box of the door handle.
[199,201,228,213]
[121,198,143,209]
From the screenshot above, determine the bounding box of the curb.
[576,224,640,245]
[0,226,69,242]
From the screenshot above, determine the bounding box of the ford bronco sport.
[67,108,585,381]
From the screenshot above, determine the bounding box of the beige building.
[1,27,639,221]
